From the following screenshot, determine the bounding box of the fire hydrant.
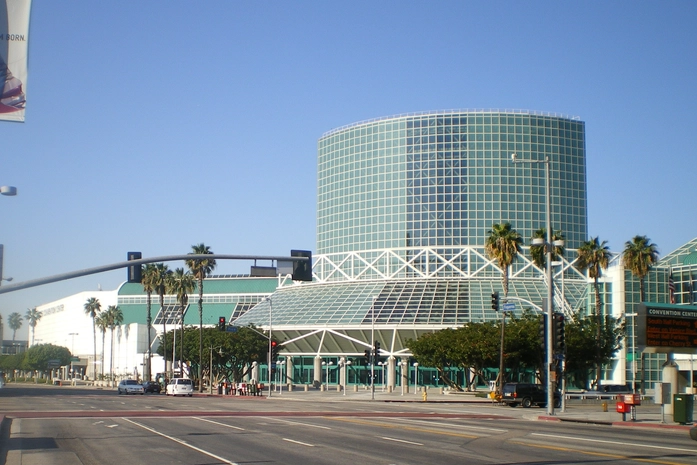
[422,389,428,402]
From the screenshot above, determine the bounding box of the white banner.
[0,0,31,122]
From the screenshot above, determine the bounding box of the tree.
[141,263,158,381]
[83,297,102,380]
[8,312,23,341]
[104,305,123,380]
[576,237,611,388]
[485,223,522,297]
[95,312,108,378]
[152,263,171,376]
[530,228,565,270]
[485,222,522,393]
[22,343,71,373]
[167,267,194,375]
[622,235,659,302]
[186,243,217,392]
[24,307,43,346]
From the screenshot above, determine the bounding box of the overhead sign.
[636,303,697,353]
[0,0,32,121]
[47,359,61,369]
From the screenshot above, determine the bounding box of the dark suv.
[501,383,561,408]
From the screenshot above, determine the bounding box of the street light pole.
[512,153,555,415]
[371,295,377,401]
[266,297,272,397]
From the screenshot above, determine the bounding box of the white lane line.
[531,433,697,453]
[381,437,423,446]
[193,417,245,430]
[282,438,315,447]
[397,418,507,433]
[106,424,119,428]
[268,418,332,430]
[122,418,240,465]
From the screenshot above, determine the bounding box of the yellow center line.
[510,441,694,465]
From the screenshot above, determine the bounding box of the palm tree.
[8,312,23,341]
[186,243,216,391]
[530,228,565,270]
[104,305,123,381]
[24,307,43,346]
[152,263,171,377]
[622,235,659,302]
[141,264,158,381]
[95,312,108,378]
[84,297,102,380]
[485,222,522,394]
[485,223,522,297]
[576,236,611,388]
[167,268,195,377]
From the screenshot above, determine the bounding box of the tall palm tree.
[104,305,124,381]
[485,222,522,394]
[141,264,158,381]
[622,235,659,302]
[485,223,522,297]
[8,312,23,341]
[530,228,565,270]
[152,263,171,377]
[167,268,195,377]
[576,236,611,388]
[84,297,102,380]
[24,307,43,346]
[95,312,108,378]
[186,243,216,391]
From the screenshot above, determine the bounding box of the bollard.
[304,384,309,392]
[602,401,608,412]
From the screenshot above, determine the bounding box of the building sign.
[636,303,697,353]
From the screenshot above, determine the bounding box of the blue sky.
[1,1,696,333]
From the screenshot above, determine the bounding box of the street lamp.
[371,295,378,401]
[209,345,223,395]
[511,152,559,415]
[413,362,419,394]
[322,360,333,390]
[69,333,78,380]
[277,359,285,394]
[341,359,352,396]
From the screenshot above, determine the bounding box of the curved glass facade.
[317,110,587,254]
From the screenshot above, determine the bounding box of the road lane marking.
[327,417,479,439]
[531,432,697,453]
[381,437,423,446]
[511,440,693,465]
[282,438,315,447]
[397,418,507,433]
[266,418,332,430]
[193,417,245,430]
[122,418,240,465]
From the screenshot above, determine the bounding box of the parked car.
[596,384,632,394]
[117,379,144,395]
[142,381,162,394]
[166,378,193,397]
[501,382,561,408]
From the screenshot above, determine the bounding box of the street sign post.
[503,302,516,312]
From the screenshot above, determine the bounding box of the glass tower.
[317,110,587,255]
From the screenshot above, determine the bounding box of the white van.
[166,378,193,397]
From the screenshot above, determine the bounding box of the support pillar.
[387,356,396,390]
[314,355,322,387]
[401,357,409,394]
[285,356,294,387]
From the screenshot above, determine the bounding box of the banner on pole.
[0,0,31,122]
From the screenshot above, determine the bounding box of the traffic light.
[553,312,565,353]
[291,250,313,281]
[374,341,381,360]
[491,292,500,311]
[127,252,142,283]
[538,315,546,350]
[271,340,279,356]
[364,349,371,365]
[218,316,226,331]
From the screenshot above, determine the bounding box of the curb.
[537,415,695,431]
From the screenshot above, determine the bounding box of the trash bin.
[217,384,222,395]
[673,394,694,424]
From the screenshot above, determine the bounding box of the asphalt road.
[1,384,695,465]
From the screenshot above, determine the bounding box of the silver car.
[117,379,144,395]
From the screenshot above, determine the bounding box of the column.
[401,357,409,394]
[387,356,396,391]
[285,356,294,387]
[314,355,322,387]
